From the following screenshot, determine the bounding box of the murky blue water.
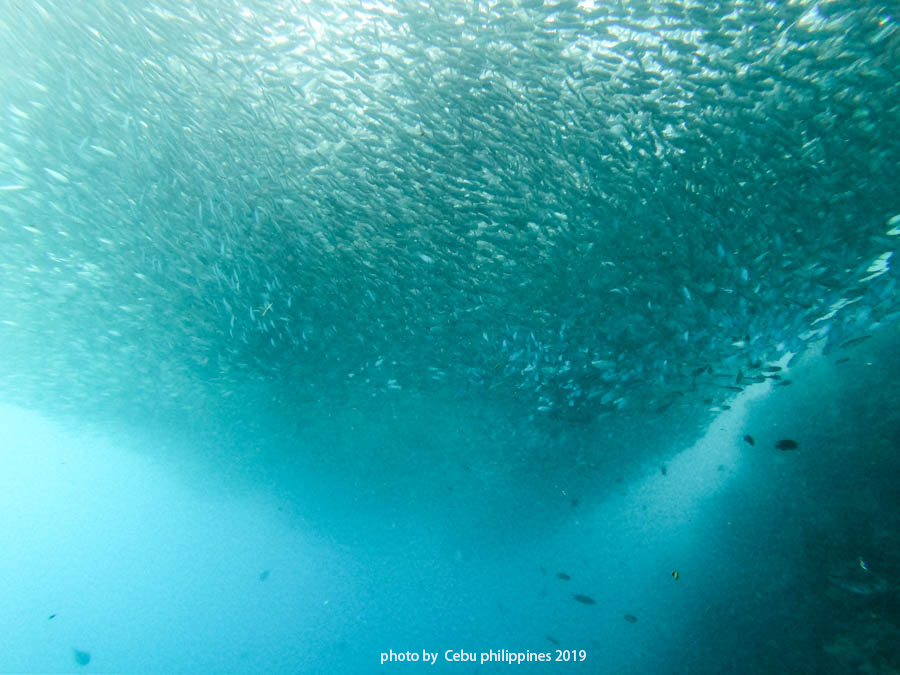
[1,1,898,672]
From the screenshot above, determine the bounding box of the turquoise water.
[1,1,898,672]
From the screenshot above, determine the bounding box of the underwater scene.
[1,0,899,672]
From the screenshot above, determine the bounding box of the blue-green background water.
[1,0,898,672]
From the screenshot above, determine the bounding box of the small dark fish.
[722,385,743,392]
[556,572,571,580]
[775,439,798,450]
[743,434,755,446]
[48,614,56,620]
[73,649,91,666]
[571,498,579,507]
[762,366,782,372]
[660,464,667,476]
[835,357,850,364]
[546,636,559,645]
[693,364,712,376]
[624,614,638,623]
[259,570,270,581]
[776,379,792,386]
[735,370,743,384]
[840,335,872,349]
[573,594,595,605]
